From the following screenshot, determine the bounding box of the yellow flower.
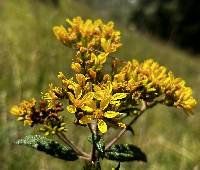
[57,72,74,88]
[113,59,197,112]
[42,84,63,109]
[163,72,197,112]
[53,16,121,55]
[53,25,68,42]
[10,98,36,126]
[66,83,94,113]
[79,83,126,133]
[91,52,109,66]
[79,103,123,133]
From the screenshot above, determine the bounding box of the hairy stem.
[89,123,97,162]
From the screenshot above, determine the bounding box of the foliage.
[129,0,200,53]
[9,16,197,169]
[105,144,147,162]
[16,135,78,161]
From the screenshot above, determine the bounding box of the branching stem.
[105,101,147,150]
[105,98,167,150]
[57,132,90,158]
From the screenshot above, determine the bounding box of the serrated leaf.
[105,144,147,162]
[15,135,78,161]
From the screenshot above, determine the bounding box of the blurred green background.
[0,0,199,169]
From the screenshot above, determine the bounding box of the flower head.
[10,98,67,135]
[113,59,197,112]
[10,17,197,138]
[53,17,121,75]
[79,82,127,133]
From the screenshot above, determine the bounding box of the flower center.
[94,109,104,119]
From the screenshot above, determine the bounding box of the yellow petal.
[53,26,67,41]
[17,117,24,121]
[106,82,112,94]
[91,53,97,64]
[101,38,110,52]
[98,52,108,65]
[82,92,94,102]
[93,85,102,92]
[104,111,121,118]
[112,93,127,100]
[67,105,76,113]
[66,18,73,26]
[100,97,110,110]
[85,100,96,110]
[10,106,21,116]
[74,85,82,99]
[110,100,121,106]
[79,115,93,124]
[81,106,93,112]
[24,119,32,126]
[98,119,107,133]
[94,90,105,100]
[67,92,76,103]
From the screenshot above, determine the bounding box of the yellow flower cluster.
[113,59,197,112]
[10,98,67,135]
[163,72,197,111]
[53,16,121,79]
[10,98,36,126]
[42,83,66,109]
[53,16,121,53]
[57,71,126,133]
[10,17,197,136]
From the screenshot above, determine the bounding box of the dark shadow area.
[129,0,200,54]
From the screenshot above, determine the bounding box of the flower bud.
[89,69,96,79]
[71,62,82,73]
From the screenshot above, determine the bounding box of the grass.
[0,0,199,169]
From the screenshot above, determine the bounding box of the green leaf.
[105,144,147,162]
[15,135,78,161]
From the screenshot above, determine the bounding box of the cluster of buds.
[10,17,197,136]
[53,16,121,80]
[10,98,67,135]
[113,59,197,113]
